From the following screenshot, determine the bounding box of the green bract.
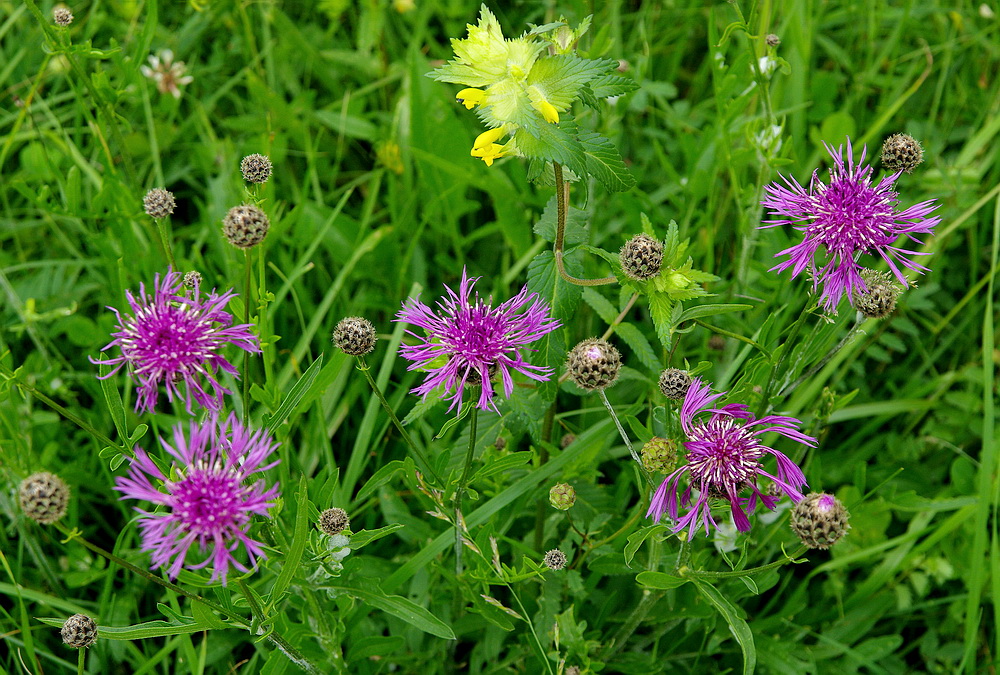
[430,5,637,192]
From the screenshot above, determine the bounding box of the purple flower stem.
[778,314,866,400]
[454,402,478,575]
[756,299,814,417]
[356,356,442,485]
[154,217,176,270]
[243,249,253,423]
[54,523,321,673]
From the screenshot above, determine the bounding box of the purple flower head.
[647,379,815,540]
[395,269,560,412]
[114,413,280,585]
[761,138,940,310]
[92,269,260,414]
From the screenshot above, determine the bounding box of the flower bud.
[880,133,924,174]
[19,472,69,524]
[854,269,904,319]
[222,204,269,249]
[318,507,350,535]
[548,483,576,510]
[61,614,97,648]
[658,368,692,401]
[560,433,576,449]
[765,33,781,47]
[641,437,678,474]
[53,6,73,27]
[543,548,567,570]
[182,271,202,289]
[493,436,507,451]
[332,316,377,356]
[566,338,621,391]
[143,188,175,219]
[620,233,664,281]
[790,493,850,549]
[240,153,272,184]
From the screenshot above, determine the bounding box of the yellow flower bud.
[471,143,506,167]
[537,100,560,124]
[473,126,506,150]
[456,88,486,110]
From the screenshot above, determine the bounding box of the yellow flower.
[536,100,559,124]
[456,88,486,110]
[473,126,505,151]
[471,143,506,167]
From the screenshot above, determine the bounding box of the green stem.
[1,366,124,454]
[552,163,616,287]
[692,319,772,361]
[534,404,556,551]
[454,405,478,575]
[357,357,442,485]
[507,585,556,675]
[156,218,177,270]
[777,316,865,398]
[757,300,813,416]
[243,249,253,423]
[77,646,85,675]
[598,390,654,488]
[679,546,808,579]
[600,589,663,660]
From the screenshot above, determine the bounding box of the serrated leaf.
[527,251,583,403]
[506,388,544,442]
[515,118,586,170]
[581,287,618,324]
[648,293,676,353]
[527,55,619,109]
[616,323,660,373]
[588,73,639,100]
[578,131,635,192]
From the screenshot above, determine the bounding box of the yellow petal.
[473,127,505,150]
[538,100,560,124]
[470,143,506,167]
[456,88,485,110]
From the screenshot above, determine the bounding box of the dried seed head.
[182,271,202,289]
[658,368,692,401]
[854,269,904,319]
[708,335,726,351]
[222,204,269,248]
[61,614,97,648]
[494,436,507,451]
[560,433,576,449]
[641,437,678,474]
[766,481,783,499]
[543,548,567,570]
[19,472,69,524]
[318,507,350,535]
[53,6,73,26]
[240,153,272,184]
[766,33,781,47]
[566,338,621,391]
[880,133,924,174]
[143,188,176,219]
[548,483,576,510]
[332,316,377,356]
[790,493,850,549]
[619,233,664,281]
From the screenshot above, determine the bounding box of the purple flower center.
[810,174,895,255]
[170,462,247,539]
[122,303,220,375]
[686,418,765,487]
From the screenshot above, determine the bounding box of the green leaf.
[36,617,212,640]
[625,525,668,567]
[693,579,757,675]
[265,475,310,611]
[506,388,544,442]
[470,451,533,483]
[636,571,689,589]
[527,55,618,109]
[191,601,230,630]
[514,119,586,170]
[581,287,618,324]
[648,293,676,353]
[325,582,456,640]
[616,323,660,373]
[676,303,753,324]
[98,361,127,444]
[355,460,408,504]
[350,524,406,550]
[527,250,583,403]
[587,73,639,100]
[264,354,324,434]
[533,194,589,245]
[578,130,635,192]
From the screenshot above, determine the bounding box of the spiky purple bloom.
[114,414,279,585]
[647,379,815,540]
[761,138,940,310]
[92,269,260,413]
[395,269,560,412]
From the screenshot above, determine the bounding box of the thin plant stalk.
[77,647,85,675]
[598,389,654,488]
[778,315,866,398]
[55,523,320,673]
[454,404,478,575]
[553,163,616,287]
[757,299,814,416]
[243,249,253,423]
[155,217,177,270]
[357,356,442,484]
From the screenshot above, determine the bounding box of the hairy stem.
[454,405,478,575]
[553,163,617,287]
[243,249,253,423]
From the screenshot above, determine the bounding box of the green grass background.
[1,0,998,673]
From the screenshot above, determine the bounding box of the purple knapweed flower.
[92,269,260,414]
[114,413,280,585]
[395,269,560,412]
[647,379,815,540]
[761,138,940,310]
